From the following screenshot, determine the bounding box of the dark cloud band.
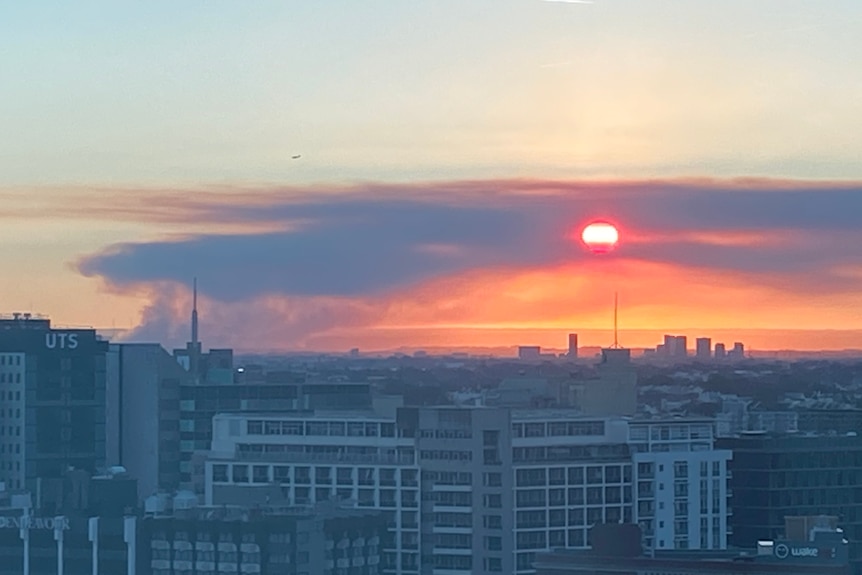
[76,178,862,300]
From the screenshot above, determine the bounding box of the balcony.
[230,451,416,466]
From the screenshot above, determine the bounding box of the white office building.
[203,408,731,575]
[204,412,420,575]
[629,418,732,552]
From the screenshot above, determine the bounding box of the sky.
[2,1,862,353]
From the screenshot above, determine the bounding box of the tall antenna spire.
[191,277,199,347]
[613,291,620,348]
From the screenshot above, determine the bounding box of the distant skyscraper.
[567,333,578,358]
[730,342,745,360]
[715,343,727,359]
[674,335,688,357]
[663,335,687,358]
[696,337,712,359]
[662,335,675,356]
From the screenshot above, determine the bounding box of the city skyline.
[3,1,862,352]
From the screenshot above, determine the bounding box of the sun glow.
[581,222,619,253]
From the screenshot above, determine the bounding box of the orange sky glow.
[3,180,862,354]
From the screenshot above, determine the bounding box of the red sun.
[581,222,619,254]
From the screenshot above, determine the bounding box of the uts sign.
[45,332,78,350]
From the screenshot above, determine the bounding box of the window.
[274,466,290,482]
[484,472,502,487]
[315,466,332,484]
[282,422,303,435]
[549,467,566,485]
[212,464,229,483]
[549,529,566,547]
[516,531,547,550]
[517,510,546,529]
[549,509,566,527]
[483,448,501,465]
[252,465,269,483]
[549,488,566,506]
[483,430,499,446]
[336,467,353,485]
[567,487,584,505]
[516,468,546,487]
[515,489,545,508]
[567,528,585,547]
[485,536,502,551]
[401,469,418,487]
[517,553,535,570]
[306,422,328,436]
[379,468,396,486]
[232,465,249,483]
[637,462,654,478]
[294,467,311,484]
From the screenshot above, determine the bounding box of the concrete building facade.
[629,418,732,552]
[201,407,731,575]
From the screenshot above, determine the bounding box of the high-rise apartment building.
[661,335,688,358]
[0,314,108,494]
[201,408,731,575]
[567,334,578,359]
[695,337,712,360]
[728,342,745,360]
[629,418,731,551]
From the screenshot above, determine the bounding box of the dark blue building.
[0,314,108,505]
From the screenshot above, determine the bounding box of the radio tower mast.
[190,278,201,382]
[612,291,621,349]
[191,277,199,347]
